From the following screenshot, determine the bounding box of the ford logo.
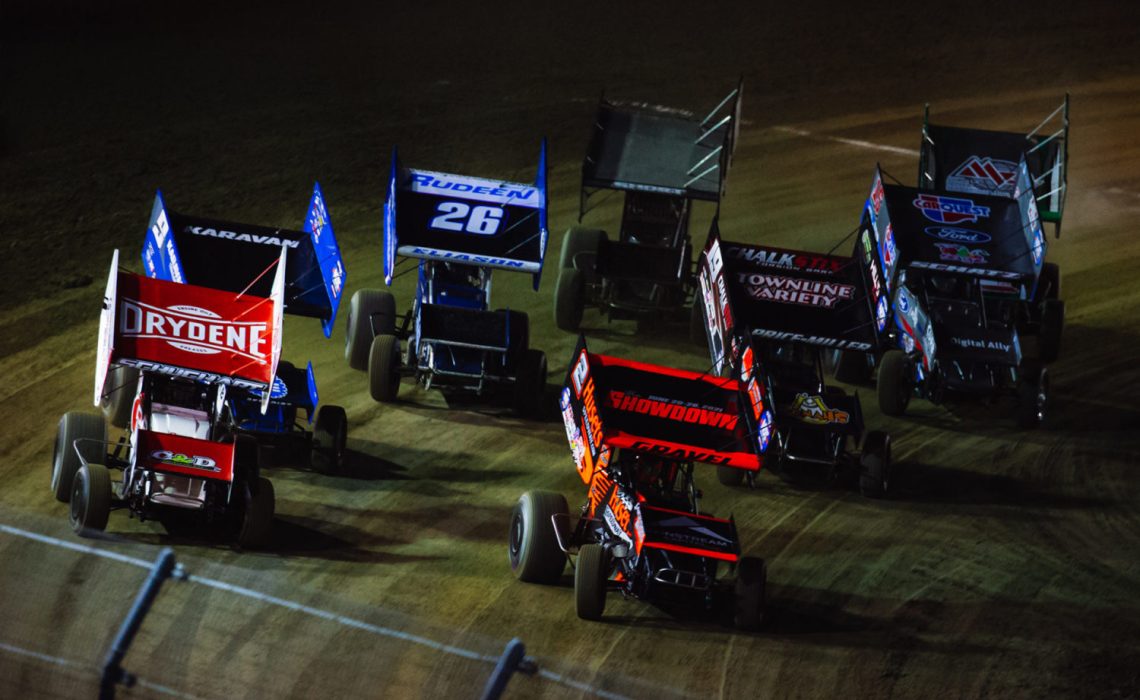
[924,226,991,244]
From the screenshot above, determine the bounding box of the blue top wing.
[383,142,548,289]
[140,185,346,337]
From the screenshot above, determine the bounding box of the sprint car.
[696,222,894,497]
[918,96,1069,350]
[122,184,349,471]
[846,161,1060,427]
[52,250,284,546]
[553,81,742,333]
[345,144,549,415]
[508,336,768,629]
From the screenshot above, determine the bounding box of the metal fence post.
[480,637,537,700]
[99,547,178,700]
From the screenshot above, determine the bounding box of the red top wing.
[111,271,277,386]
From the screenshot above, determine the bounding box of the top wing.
[141,183,345,338]
[559,336,762,480]
[95,250,281,407]
[383,142,549,289]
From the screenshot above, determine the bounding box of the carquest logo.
[150,451,220,472]
[913,194,990,224]
[924,226,992,244]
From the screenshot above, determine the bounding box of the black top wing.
[581,81,741,202]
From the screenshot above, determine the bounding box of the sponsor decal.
[251,376,289,400]
[119,299,269,362]
[152,209,170,247]
[876,295,889,332]
[898,291,909,313]
[947,156,1017,195]
[409,171,540,208]
[728,245,844,276]
[924,226,992,244]
[571,350,589,398]
[882,224,897,269]
[913,194,991,224]
[1031,225,1045,265]
[870,175,885,214]
[737,272,854,309]
[791,393,850,425]
[149,450,220,473]
[587,470,614,518]
[401,246,535,271]
[120,359,267,392]
[950,337,1013,353]
[165,240,184,283]
[561,387,587,475]
[751,328,874,352]
[581,375,604,451]
[756,410,773,453]
[910,261,1022,279]
[706,237,724,278]
[935,243,989,264]
[186,226,301,249]
[610,180,685,196]
[608,391,738,430]
[628,440,734,467]
[606,487,636,537]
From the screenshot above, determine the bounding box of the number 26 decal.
[430,202,503,235]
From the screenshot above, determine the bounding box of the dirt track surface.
[3,3,1140,698]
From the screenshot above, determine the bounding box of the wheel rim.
[508,510,523,566]
[1034,373,1049,423]
[51,429,64,493]
[69,474,84,527]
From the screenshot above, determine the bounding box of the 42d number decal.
[430,202,503,235]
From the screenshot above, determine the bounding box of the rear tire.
[877,350,912,416]
[734,556,767,630]
[368,334,401,402]
[859,431,892,499]
[1016,364,1049,430]
[559,226,605,270]
[554,267,585,332]
[1038,299,1064,363]
[52,412,107,503]
[101,364,139,429]
[1038,262,1061,301]
[69,463,111,535]
[513,350,547,418]
[508,490,568,584]
[237,477,275,549]
[311,405,348,472]
[575,543,609,621]
[346,289,396,371]
[717,465,744,487]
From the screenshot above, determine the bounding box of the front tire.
[508,490,568,583]
[368,334,401,402]
[859,431,892,499]
[575,543,609,621]
[346,289,396,371]
[311,405,348,472]
[877,350,912,416]
[52,412,107,503]
[734,556,767,630]
[69,463,111,535]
